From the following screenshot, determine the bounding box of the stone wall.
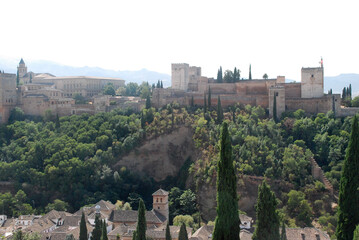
[338,107,359,117]
[152,88,186,108]
[284,83,301,98]
[0,73,17,123]
[285,94,341,115]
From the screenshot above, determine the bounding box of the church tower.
[17,58,27,78]
[152,189,169,221]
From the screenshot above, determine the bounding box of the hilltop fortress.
[153,62,357,117]
[0,59,138,123]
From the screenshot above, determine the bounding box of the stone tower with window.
[301,65,324,98]
[17,58,28,78]
[152,189,169,221]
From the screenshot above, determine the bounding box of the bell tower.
[152,189,169,221]
[17,58,27,78]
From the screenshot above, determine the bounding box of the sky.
[1,0,359,81]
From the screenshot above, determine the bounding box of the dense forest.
[0,102,354,237]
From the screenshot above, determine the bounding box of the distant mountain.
[0,57,171,87]
[324,74,359,97]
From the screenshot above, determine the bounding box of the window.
[160,198,162,203]
[311,74,314,78]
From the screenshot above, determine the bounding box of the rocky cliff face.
[115,126,196,181]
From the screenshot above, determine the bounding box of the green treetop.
[91,214,102,240]
[146,95,151,109]
[249,64,252,80]
[336,115,359,240]
[216,96,223,124]
[252,181,280,240]
[178,223,188,240]
[135,199,147,240]
[212,122,240,240]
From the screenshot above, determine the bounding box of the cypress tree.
[273,92,277,122]
[91,215,102,240]
[161,80,163,89]
[136,199,147,240]
[217,67,223,83]
[349,84,352,99]
[280,222,287,240]
[336,116,359,240]
[212,122,240,240]
[178,223,188,240]
[132,231,137,240]
[190,96,194,108]
[208,87,212,110]
[79,212,88,240]
[216,96,223,124]
[157,80,161,88]
[203,94,207,113]
[249,64,252,80]
[55,114,60,129]
[343,87,347,99]
[146,95,151,109]
[165,222,172,240]
[29,74,32,83]
[16,69,20,86]
[101,220,108,240]
[252,181,280,240]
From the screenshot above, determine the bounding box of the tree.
[173,215,194,228]
[101,220,108,240]
[178,223,188,240]
[190,96,194,108]
[212,122,240,240]
[263,73,268,79]
[146,95,151,109]
[249,64,252,80]
[13,230,24,240]
[352,96,359,107]
[135,199,146,240]
[273,92,277,122]
[166,222,172,240]
[208,87,212,109]
[160,80,163,88]
[353,224,359,240]
[252,181,280,240]
[216,96,223,124]
[103,83,116,96]
[29,74,32,83]
[217,67,223,83]
[91,215,102,240]
[203,94,207,113]
[280,222,287,240]
[16,69,20,86]
[45,199,69,212]
[336,116,359,240]
[79,212,88,240]
[8,107,25,123]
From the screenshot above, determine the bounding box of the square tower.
[152,189,169,222]
[172,63,190,91]
[301,67,324,98]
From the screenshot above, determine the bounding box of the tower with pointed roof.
[17,58,27,78]
[152,189,169,222]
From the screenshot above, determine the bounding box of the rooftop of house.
[285,227,330,240]
[108,209,166,224]
[152,188,169,196]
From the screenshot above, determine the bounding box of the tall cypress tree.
[249,64,252,80]
[136,199,147,240]
[79,212,88,240]
[349,84,352,100]
[336,116,359,240]
[217,67,223,83]
[91,215,102,240]
[160,80,163,88]
[146,95,151,109]
[208,87,212,110]
[16,69,20,86]
[101,220,108,240]
[190,96,194,108]
[165,222,172,240]
[203,94,207,113]
[273,92,277,122]
[178,223,188,240]
[212,122,240,240]
[252,181,280,240]
[280,222,287,240]
[216,96,223,124]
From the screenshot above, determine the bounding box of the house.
[284,227,330,240]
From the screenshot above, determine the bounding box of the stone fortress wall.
[154,62,354,118]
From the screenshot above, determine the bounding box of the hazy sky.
[1,0,358,81]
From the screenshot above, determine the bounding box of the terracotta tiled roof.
[108,210,164,224]
[152,189,169,196]
[285,227,330,240]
